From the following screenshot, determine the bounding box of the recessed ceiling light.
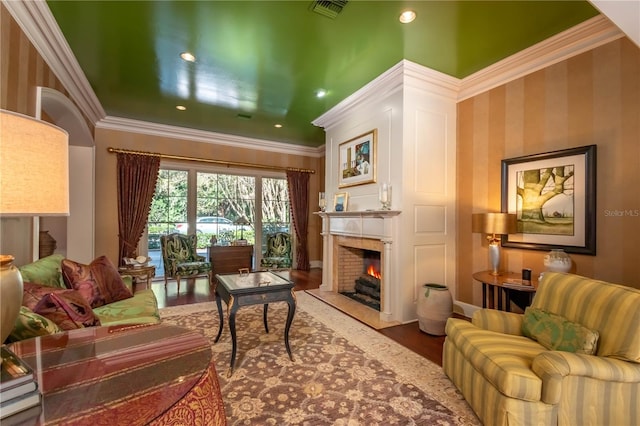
[316,89,327,98]
[176,105,186,111]
[399,10,416,24]
[274,124,283,128]
[180,52,196,62]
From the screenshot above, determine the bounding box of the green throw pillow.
[7,306,63,343]
[18,254,66,288]
[522,307,599,355]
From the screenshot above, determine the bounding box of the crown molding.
[314,14,625,125]
[312,61,405,130]
[4,0,323,156]
[97,116,325,158]
[402,60,461,98]
[3,0,105,123]
[6,1,626,150]
[313,59,460,130]
[458,15,625,101]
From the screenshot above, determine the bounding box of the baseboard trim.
[453,300,480,319]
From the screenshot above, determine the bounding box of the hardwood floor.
[143,268,447,367]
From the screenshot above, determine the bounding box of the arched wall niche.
[36,87,95,263]
[37,87,94,147]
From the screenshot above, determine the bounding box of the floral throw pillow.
[33,290,101,330]
[522,307,599,355]
[61,256,133,308]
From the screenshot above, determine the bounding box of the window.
[262,177,290,243]
[145,166,290,276]
[196,172,256,246]
[147,170,188,250]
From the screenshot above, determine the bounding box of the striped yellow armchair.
[443,272,640,426]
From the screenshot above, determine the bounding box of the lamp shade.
[0,109,69,216]
[472,213,517,235]
[234,216,250,226]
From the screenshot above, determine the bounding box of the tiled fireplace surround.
[318,211,400,323]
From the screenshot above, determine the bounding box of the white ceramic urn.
[543,249,572,273]
[416,283,453,336]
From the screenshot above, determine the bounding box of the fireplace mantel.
[317,210,401,218]
[316,210,401,241]
[317,210,401,322]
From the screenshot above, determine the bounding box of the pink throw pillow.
[23,281,67,310]
[61,256,133,308]
[33,290,101,330]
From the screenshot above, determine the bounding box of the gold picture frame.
[338,129,377,188]
[333,192,349,212]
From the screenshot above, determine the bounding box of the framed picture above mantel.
[338,129,377,188]
[501,145,597,255]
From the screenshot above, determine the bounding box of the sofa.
[8,254,160,342]
[443,272,640,426]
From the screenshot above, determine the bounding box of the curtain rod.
[107,147,315,174]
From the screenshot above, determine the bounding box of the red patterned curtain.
[117,153,160,265]
[286,170,310,271]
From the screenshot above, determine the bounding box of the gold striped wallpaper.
[1,4,70,117]
[457,38,640,306]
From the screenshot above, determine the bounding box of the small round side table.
[118,265,156,289]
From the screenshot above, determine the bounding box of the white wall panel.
[415,205,446,233]
[66,146,95,263]
[415,109,447,194]
[414,244,447,301]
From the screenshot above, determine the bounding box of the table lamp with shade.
[234,216,250,242]
[0,109,69,344]
[472,212,517,276]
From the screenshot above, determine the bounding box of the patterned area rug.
[160,291,480,425]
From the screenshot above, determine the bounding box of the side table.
[119,265,156,289]
[214,271,296,377]
[473,270,538,312]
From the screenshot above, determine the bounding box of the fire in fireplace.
[341,249,381,310]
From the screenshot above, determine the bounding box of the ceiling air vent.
[310,0,348,19]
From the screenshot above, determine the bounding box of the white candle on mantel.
[380,183,389,203]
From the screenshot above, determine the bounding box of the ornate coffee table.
[214,270,296,376]
[8,324,225,425]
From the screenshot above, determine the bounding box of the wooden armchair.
[160,233,212,292]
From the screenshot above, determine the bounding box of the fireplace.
[338,247,381,310]
[319,210,400,323]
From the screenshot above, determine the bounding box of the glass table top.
[216,271,293,292]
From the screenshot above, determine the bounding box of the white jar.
[417,284,453,336]
[543,249,572,273]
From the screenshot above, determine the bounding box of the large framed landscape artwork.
[501,145,597,255]
[338,129,377,188]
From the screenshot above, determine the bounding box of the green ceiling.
[47,1,598,147]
